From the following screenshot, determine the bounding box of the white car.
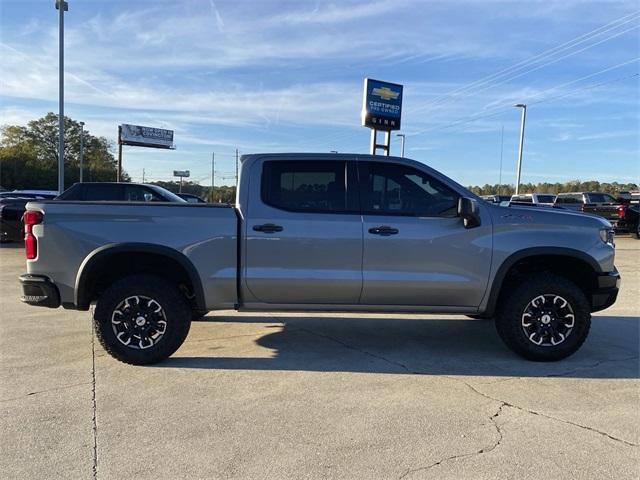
[510,193,556,205]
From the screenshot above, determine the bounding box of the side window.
[359,162,459,217]
[262,160,351,213]
[84,184,121,201]
[124,186,163,202]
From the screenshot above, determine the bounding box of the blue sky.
[1,0,638,186]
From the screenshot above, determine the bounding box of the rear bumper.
[19,274,61,308]
[591,269,621,312]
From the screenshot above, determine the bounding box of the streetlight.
[396,133,406,157]
[55,0,68,194]
[513,104,527,195]
[79,121,84,182]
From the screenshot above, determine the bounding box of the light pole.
[79,121,84,183]
[55,0,68,194]
[513,104,527,195]
[396,133,406,157]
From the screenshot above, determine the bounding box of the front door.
[358,161,492,307]
[244,158,363,304]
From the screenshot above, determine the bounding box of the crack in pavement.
[295,325,640,450]
[91,326,98,480]
[544,356,639,377]
[399,402,506,479]
[0,381,92,403]
[453,378,640,448]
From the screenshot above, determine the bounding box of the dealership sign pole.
[117,124,175,182]
[362,78,403,156]
[173,170,190,193]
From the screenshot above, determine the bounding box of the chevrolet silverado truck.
[20,153,620,365]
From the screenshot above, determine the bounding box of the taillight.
[23,210,43,260]
[617,205,626,219]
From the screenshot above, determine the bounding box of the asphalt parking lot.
[1,238,638,479]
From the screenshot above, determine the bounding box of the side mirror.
[458,197,481,229]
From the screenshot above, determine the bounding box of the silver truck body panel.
[24,153,616,315]
[26,202,237,309]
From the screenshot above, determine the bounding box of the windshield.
[147,185,186,202]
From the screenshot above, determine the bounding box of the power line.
[405,12,640,116]
[409,70,639,136]
[307,13,640,149]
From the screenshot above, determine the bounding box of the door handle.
[253,223,283,233]
[368,226,399,236]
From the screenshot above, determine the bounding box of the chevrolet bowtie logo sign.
[372,87,400,101]
[362,78,403,131]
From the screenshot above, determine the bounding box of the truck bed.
[25,201,239,309]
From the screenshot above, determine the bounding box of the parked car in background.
[57,182,186,202]
[177,193,208,203]
[554,192,621,228]
[0,192,58,242]
[616,203,640,238]
[0,190,58,199]
[510,193,556,205]
[481,194,511,204]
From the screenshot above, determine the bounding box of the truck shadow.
[160,314,639,379]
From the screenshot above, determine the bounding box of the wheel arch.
[75,243,206,311]
[483,247,602,317]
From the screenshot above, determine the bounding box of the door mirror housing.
[458,197,481,228]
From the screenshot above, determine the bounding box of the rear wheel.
[495,273,590,361]
[93,274,191,365]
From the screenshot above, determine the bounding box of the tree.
[0,113,127,190]
[151,180,236,203]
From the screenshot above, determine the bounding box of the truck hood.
[488,203,612,229]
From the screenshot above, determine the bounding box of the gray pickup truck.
[20,153,620,365]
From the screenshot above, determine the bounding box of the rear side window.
[587,193,616,204]
[358,162,459,217]
[262,160,351,213]
[83,184,121,201]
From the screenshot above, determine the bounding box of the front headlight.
[599,228,615,246]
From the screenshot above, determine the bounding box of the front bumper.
[591,269,621,312]
[19,274,61,308]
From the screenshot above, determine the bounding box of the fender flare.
[75,243,206,310]
[483,247,602,316]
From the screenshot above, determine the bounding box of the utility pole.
[235,149,239,187]
[396,133,406,157]
[513,104,527,195]
[56,0,68,194]
[142,168,145,183]
[214,152,216,203]
[498,126,504,195]
[117,125,122,182]
[79,121,85,182]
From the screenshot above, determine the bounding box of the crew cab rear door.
[358,160,492,307]
[243,157,362,304]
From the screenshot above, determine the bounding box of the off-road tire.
[93,274,191,365]
[495,273,591,361]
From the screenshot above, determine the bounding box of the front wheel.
[495,273,591,361]
[93,274,191,365]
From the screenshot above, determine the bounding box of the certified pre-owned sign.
[362,78,403,130]
[120,124,174,149]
